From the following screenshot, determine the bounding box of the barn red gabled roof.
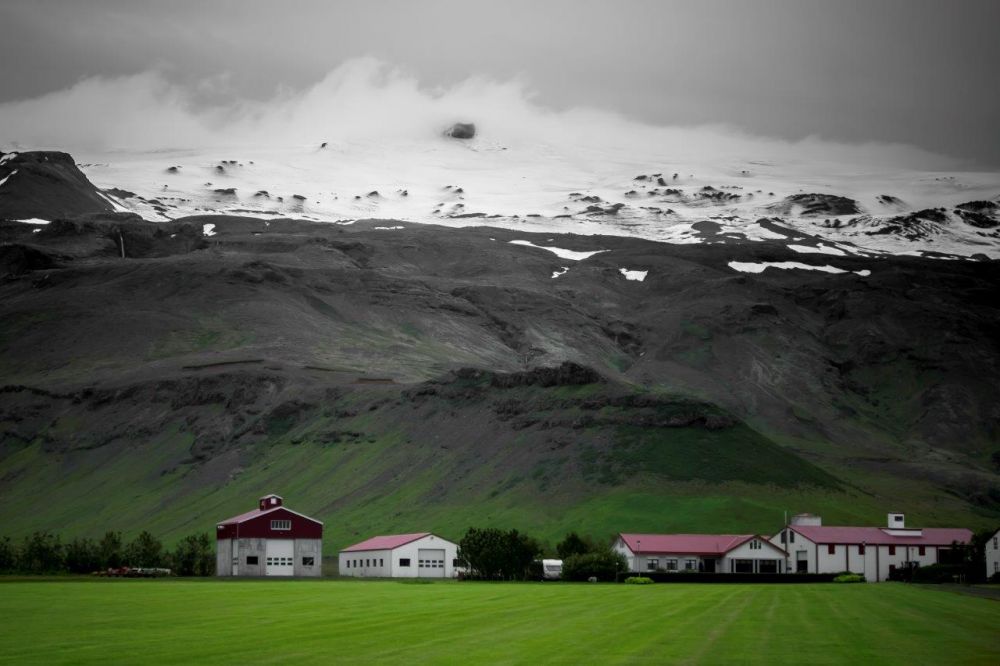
[619,533,784,556]
[788,525,971,546]
[341,533,432,552]
[217,505,323,526]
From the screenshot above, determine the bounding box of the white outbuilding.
[770,513,972,582]
[986,528,1000,580]
[339,532,460,578]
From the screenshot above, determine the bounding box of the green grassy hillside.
[1,215,998,547]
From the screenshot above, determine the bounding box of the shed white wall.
[339,535,459,578]
[987,530,1000,579]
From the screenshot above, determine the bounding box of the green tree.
[99,531,124,569]
[561,549,628,582]
[458,527,540,580]
[125,531,164,567]
[0,536,16,572]
[18,532,64,573]
[171,533,214,576]
[64,537,101,573]
[556,532,593,559]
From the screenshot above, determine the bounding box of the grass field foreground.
[0,580,998,664]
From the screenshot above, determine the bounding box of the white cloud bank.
[0,57,956,171]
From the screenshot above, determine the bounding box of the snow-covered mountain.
[62,136,1000,260]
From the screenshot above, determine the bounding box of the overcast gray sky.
[2,0,998,166]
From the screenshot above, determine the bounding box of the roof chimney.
[259,494,283,510]
[888,513,904,528]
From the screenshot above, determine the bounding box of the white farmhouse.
[770,513,972,582]
[614,533,788,574]
[338,532,460,578]
[986,528,1000,580]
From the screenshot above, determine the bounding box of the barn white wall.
[769,530,948,582]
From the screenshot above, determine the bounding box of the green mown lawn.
[0,580,997,664]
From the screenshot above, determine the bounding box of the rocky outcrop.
[444,122,476,139]
[0,151,114,220]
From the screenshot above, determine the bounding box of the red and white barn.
[338,533,459,578]
[614,533,788,574]
[770,513,972,582]
[216,494,323,577]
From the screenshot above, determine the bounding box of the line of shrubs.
[457,529,627,581]
[0,531,215,576]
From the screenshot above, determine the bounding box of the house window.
[400,558,411,567]
[858,545,865,555]
[888,546,896,556]
[790,531,795,543]
[246,556,259,565]
[733,559,753,573]
[303,557,315,566]
[994,562,998,573]
[666,559,678,571]
[366,559,370,567]
[780,531,786,544]
[271,519,291,531]
[647,558,659,570]
[685,559,697,571]
[918,546,925,556]
[345,560,350,569]
[453,558,460,567]
[993,537,997,549]
[827,544,835,555]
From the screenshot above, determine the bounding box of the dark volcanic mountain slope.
[0,151,114,220]
[1,214,998,547]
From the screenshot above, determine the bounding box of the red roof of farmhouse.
[619,534,774,555]
[788,525,972,546]
[341,533,432,552]
[217,506,323,526]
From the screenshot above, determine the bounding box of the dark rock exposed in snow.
[444,122,476,139]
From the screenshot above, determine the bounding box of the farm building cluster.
[216,495,976,582]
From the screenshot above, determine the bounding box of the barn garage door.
[417,548,445,578]
[266,539,294,576]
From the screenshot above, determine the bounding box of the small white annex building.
[339,533,460,578]
[614,533,788,574]
[771,513,972,582]
[986,528,1000,580]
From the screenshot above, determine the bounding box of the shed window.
[345,560,350,569]
[888,546,896,556]
[918,546,925,556]
[380,559,384,567]
[858,545,865,555]
[827,544,835,555]
[453,558,460,567]
[246,556,258,565]
[271,519,291,531]
[302,557,315,566]
[399,558,411,567]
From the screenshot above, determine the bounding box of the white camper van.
[542,559,563,580]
